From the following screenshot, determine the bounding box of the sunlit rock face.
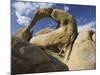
[92,33,96,42]
[29,8,78,62]
[35,27,55,36]
[66,29,96,70]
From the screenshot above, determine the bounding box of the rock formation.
[66,29,96,70]
[11,37,68,74]
[12,8,96,74]
[35,27,55,36]
[16,27,33,41]
[92,33,96,42]
[15,8,53,42]
[29,8,78,62]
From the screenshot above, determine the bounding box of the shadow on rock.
[11,37,69,75]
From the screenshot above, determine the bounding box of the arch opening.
[32,17,58,36]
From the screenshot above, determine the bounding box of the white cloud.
[37,2,54,8]
[15,12,31,26]
[78,21,96,32]
[12,2,54,26]
[17,16,31,26]
[64,6,69,12]
[12,2,36,15]
[32,2,52,9]
[12,2,54,15]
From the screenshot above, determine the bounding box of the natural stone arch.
[25,8,54,32]
[16,8,57,41]
[29,8,78,62]
[15,8,78,62]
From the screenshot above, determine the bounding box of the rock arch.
[16,8,58,41]
[16,8,78,62]
[29,8,78,62]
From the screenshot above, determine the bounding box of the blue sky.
[11,1,96,36]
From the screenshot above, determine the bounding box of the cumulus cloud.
[12,2,54,26]
[33,2,54,9]
[12,2,36,15]
[12,2,54,15]
[15,12,31,26]
[78,21,96,32]
[64,6,69,12]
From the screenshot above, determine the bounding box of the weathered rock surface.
[12,8,96,74]
[92,33,96,42]
[16,27,33,41]
[66,30,96,70]
[36,27,55,36]
[11,37,69,74]
[15,8,53,42]
[29,8,78,62]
